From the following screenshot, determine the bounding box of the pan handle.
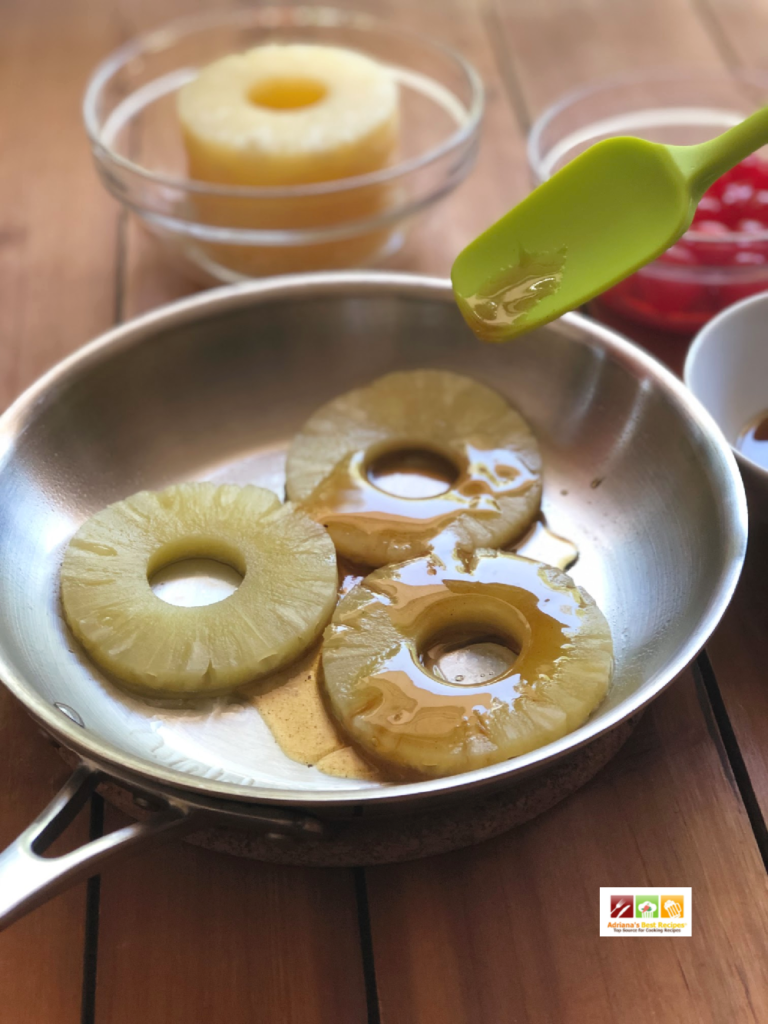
[0,763,193,931]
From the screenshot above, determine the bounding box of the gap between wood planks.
[81,795,104,1024]
[694,654,768,872]
[354,868,383,1024]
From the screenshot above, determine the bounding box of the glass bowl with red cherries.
[528,70,768,334]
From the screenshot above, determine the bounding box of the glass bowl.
[528,70,768,335]
[83,6,483,282]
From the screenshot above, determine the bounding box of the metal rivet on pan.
[37,727,58,748]
[54,702,84,727]
[131,791,169,812]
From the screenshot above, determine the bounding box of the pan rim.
[0,271,747,809]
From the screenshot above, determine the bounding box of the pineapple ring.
[322,551,613,778]
[177,44,399,187]
[60,483,338,696]
[286,370,543,567]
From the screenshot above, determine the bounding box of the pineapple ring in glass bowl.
[177,44,399,187]
[60,482,338,697]
[322,550,614,779]
[286,370,543,567]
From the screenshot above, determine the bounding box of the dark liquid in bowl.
[736,410,768,469]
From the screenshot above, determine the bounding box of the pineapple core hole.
[422,631,519,686]
[151,558,243,608]
[367,448,459,499]
[247,77,327,110]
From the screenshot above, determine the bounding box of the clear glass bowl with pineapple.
[83,6,483,282]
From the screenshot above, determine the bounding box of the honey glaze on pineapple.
[251,557,387,783]
[513,518,578,571]
[257,438,572,781]
[338,556,367,597]
[458,247,567,342]
[301,439,539,537]
[367,447,458,499]
[294,520,577,779]
[252,638,387,782]
[345,555,587,740]
[736,409,768,469]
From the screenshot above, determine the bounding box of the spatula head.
[452,137,696,341]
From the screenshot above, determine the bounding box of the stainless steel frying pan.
[0,272,746,928]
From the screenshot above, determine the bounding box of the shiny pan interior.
[0,273,746,813]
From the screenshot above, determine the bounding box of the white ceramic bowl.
[685,291,768,520]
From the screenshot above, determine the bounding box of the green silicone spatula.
[452,108,768,341]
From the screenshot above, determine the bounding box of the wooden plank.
[0,0,123,1016]
[695,0,768,68]
[367,671,768,1024]
[95,808,369,1024]
[0,4,120,393]
[120,216,197,322]
[0,696,89,1022]
[114,0,226,320]
[381,0,530,275]
[490,0,725,121]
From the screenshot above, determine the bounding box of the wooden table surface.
[2,0,768,1021]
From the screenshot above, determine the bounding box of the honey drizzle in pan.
[257,510,578,782]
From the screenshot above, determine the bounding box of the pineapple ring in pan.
[60,483,338,696]
[286,370,543,568]
[322,551,614,779]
